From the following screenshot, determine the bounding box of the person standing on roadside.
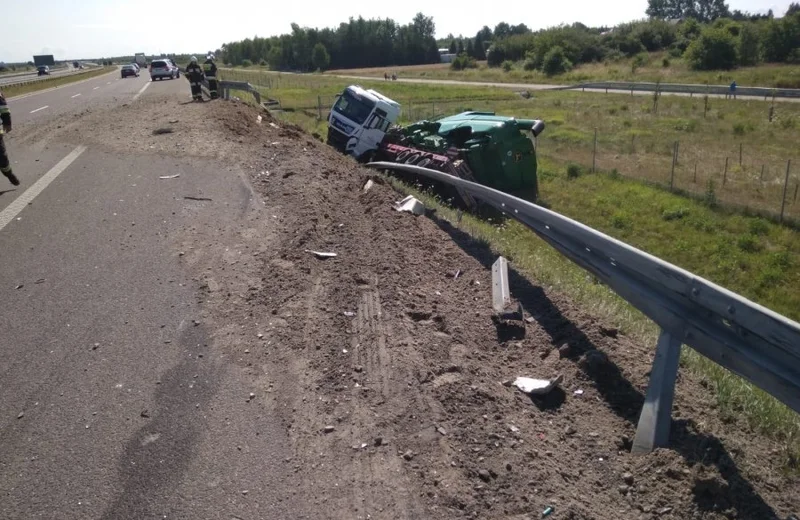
[203,55,219,99]
[185,57,205,102]
[0,89,20,186]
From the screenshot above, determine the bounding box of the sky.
[0,0,793,62]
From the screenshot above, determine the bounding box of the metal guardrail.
[218,80,261,105]
[570,81,800,99]
[366,161,800,453]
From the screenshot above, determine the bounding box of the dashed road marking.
[93,86,100,90]
[133,81,150,101]
[30,106,49,113]
[0,146,88,232]
[71,93,82,98]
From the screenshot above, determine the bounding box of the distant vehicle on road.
[73,61,80,69]
[131,63,140,72]
[37,65,50,76]
[121,64,139,78]
[149,59,178,81]
[134,53,147,69]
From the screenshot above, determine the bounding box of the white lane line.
[107,81,111,85]
[0,146,87,232]
[93,86,100,90]
[71,93,82,98]
[30,105,49,113]
[133,81,150,101]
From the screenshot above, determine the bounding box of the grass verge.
[4,67,115,98]
[326,54,800,89]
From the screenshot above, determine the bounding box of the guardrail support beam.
[632,329,682,454]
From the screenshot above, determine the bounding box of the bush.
[748,218,770,236]
[502,60,514,72]
[685,27,739,70]
[737,234,763,253]
[259,59,267,67]
[450,53,478,71]
[566,163,582,179]
[631,52,649,72]
[662,207,690,221]
[662,57,671,68]
[542,46,573,76]
[241,59,253,67]
[733,122,746,135]
[311,43,331,71]
[704,179,718,207]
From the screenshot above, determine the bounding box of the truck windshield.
[333,91,375,125]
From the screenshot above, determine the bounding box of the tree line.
[219,1,800,75]
[220,13,438,72]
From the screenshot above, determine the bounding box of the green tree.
[311,43,330,71]
[738,23,762,65]
[647,0,730,22]
[541,45,573,75]
[762,13,800,62]
[685,26,739,69]
[448,40,457,53]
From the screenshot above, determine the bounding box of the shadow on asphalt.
[427,211,780,520]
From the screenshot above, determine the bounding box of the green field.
[324,54,800,89]
[222,68,800,463]
[4,67,114,98]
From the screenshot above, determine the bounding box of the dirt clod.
[478,469,491,482]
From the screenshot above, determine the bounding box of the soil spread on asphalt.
[45,95,800,519]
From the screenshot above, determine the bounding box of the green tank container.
[399,111,544,198]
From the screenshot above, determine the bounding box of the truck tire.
[404,154,421,165]
[395,150,412,163]
[416,158,432,169]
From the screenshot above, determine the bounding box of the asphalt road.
[0,70,295,519]
[0,65,83,87]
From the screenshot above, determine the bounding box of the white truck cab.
[327,85,401,160]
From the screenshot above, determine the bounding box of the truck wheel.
[416,158,432,169]
[395,150,411,163]
[405,154,421,165]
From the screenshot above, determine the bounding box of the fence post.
[675,140,680,166]
[780,160,791,223]
[317,95,322,120]
[670,141,677,190]
[592,128,598,173]
[723,157,729,187]
[693,162,698,183]
[739,143,743,167]
[632,329,682,454]
[761,165,766,182]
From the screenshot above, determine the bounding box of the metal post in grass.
[761,164,766,182]
[739,143,743,167]
[670,141,677,190]
[694,163,698,183]
[317,96,322,120]
[675,140,680,166]
[780,160,791,223]
[723,157,729,187]
[592,128,598,173]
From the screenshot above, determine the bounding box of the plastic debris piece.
[394,195,425,216]
[159,174,180,179]
[542,506,554,517]
[305,250,337,259]
[344,311,355,317]
[512,374,564,395]
[257,115,263,124]
[363,179,374,192]
[574,389,584,395]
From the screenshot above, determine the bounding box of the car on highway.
[131,62,140,72]
[149,59,179,81]
[37,65,50,76]
[121,64,139,78]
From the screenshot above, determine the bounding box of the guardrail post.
[632,329,682,454]
[694,163,697,183]
[317,95,322,120]
[780,160,791,223]
[723,157,729,187]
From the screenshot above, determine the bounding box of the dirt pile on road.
[42,95,800,518]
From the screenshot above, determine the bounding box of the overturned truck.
[326,85,545,204]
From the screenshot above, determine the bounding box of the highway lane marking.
[7,68,118,101]
[30,106,49,113]
[0,146,87,232]
[133,81,150,101]
[107,81,111,85]
[71,93,82,98]
[93,86,100,90]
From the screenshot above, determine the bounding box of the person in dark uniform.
[185,56,205,102]
[203,55,218,99]
[0,89,20,186]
